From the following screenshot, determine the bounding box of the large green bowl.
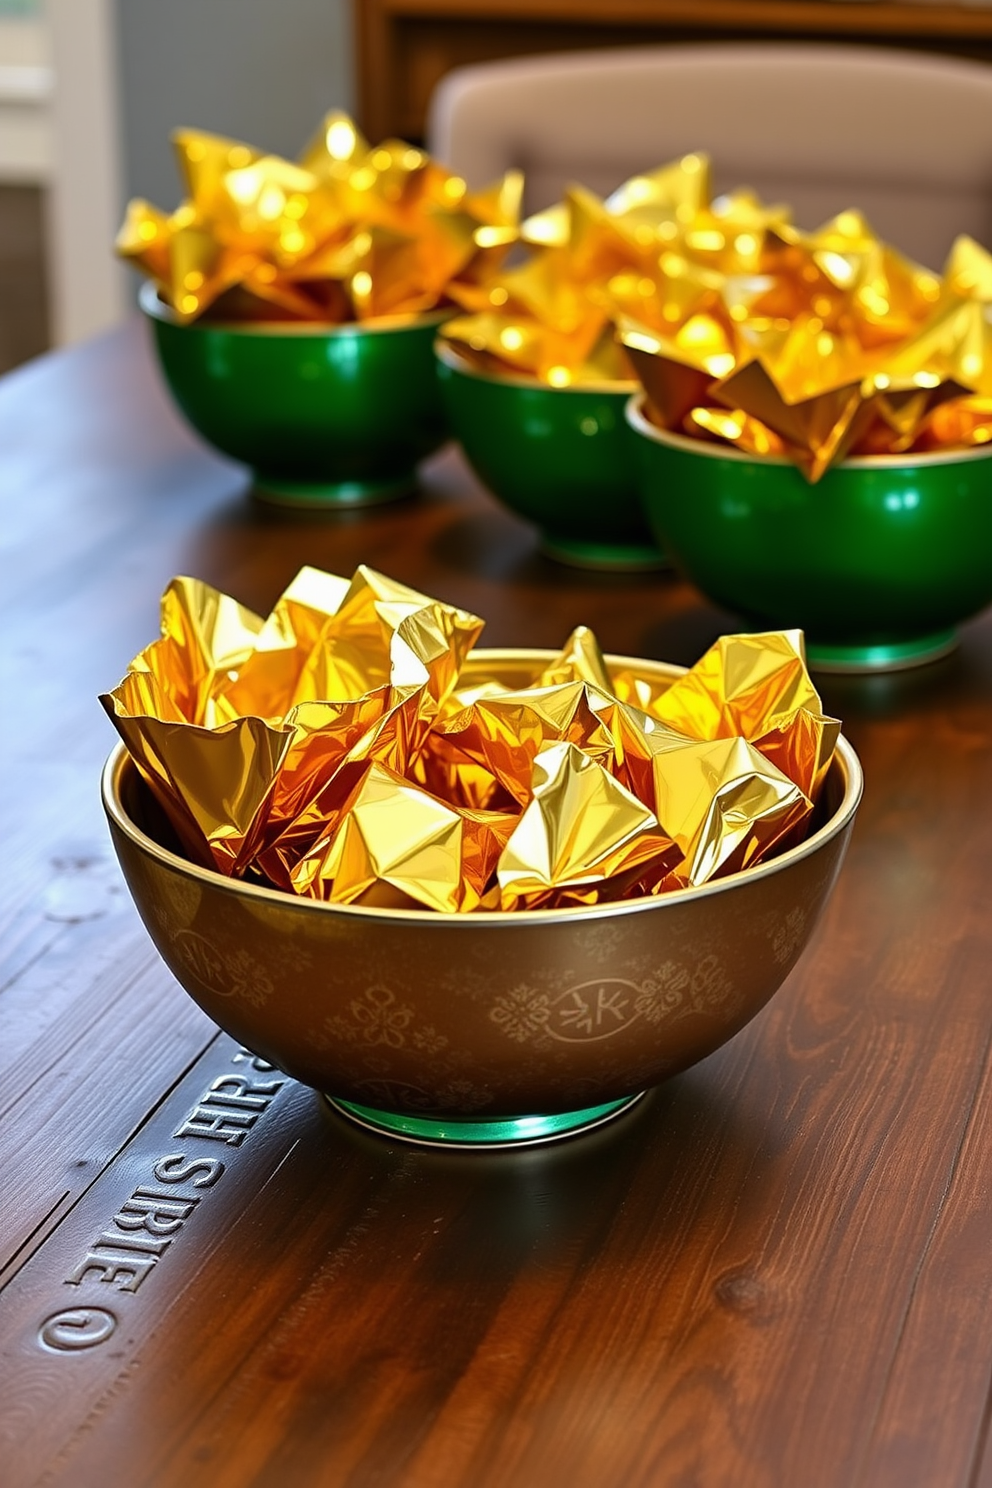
[141,283,450,508]
[436,342,664,569]
[627,394,992,672]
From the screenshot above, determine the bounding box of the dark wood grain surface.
[1,319,991,1488]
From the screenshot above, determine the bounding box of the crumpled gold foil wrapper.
[101,566,484,883]
[628,629,841,800]
[116,112,521,324]
[436,148,989,472]
[620,204,991,479]
[439,155,782,386]
[103,569,840,913]
[496,742,681,910]
[290,762,518,912]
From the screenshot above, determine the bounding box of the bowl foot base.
[325,1092,645,1148]
[806,629,958,673]
[541,536,667,572]
[252,473,416,509]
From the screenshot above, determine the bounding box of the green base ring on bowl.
[806,628,958,674]
[541,536,668,572]
[252,472,416,509]
[326,1092,645,1149]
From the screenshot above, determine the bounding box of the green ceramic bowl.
[141,283,450,508]
[627,394,992,672]
[436,342,664,569]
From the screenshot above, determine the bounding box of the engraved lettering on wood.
[39,1308,118,1351]
[37,1047,287,1352]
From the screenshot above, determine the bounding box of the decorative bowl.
[141,282,450,508]
[436,343,664,570]
[627,394,992,672]
[102,648,862,1150]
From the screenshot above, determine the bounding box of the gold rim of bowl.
[435,339,638,396]
[626,390,992,470]
[139,280,452,338]
[102,648,864,930]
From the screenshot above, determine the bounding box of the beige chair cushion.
[427,43,992,271]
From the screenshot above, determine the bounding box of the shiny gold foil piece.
[291,762,517,912]
[571,694,812,891]
[497,742,680,910]
[416,680,618,812]
[620,319,737,429]
[636,629,839,800]
[102,709,294,876]
[533,625,614,692]
[684,405,787,457]
[646,735,811,889]
[914,393,992,452]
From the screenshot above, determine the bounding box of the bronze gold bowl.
[102,649,863,1149]
[627,393,992,673]
[141,283,450,509]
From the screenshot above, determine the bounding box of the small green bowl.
[627,394,992,672]
[436,342,664,570]
[141,283,450,508]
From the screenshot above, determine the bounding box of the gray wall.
[115,0,354,212]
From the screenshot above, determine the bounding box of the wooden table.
[2,319,991,1488]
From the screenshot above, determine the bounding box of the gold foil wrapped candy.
[416,678,619,811]
[637,629,840,800]
[117,112,521,324]
[495,742,680,910]
[629,732,810,890]
[439,154,779,387]
[102,569,840,914]
[290,763,518,912]
[621,209,992,478]
[436,146,988,473]
[101,566,484,882]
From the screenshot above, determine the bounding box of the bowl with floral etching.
[103,648,862,1150]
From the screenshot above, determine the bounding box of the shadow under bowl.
[436,343,665,570]
[627,393,992,672]
[141,282,450,509]
[102,650,862,1149]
